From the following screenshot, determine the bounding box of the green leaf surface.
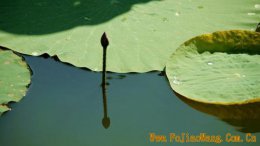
[166,30,260,104]
[0,49,31,115]
[0,0,259,72]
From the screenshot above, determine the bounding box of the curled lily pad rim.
[172,89,260,106]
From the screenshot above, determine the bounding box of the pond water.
[0,55,259,146]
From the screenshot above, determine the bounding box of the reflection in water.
[102,78,110,129]
[224,119,260,133]
[174,91,260,133]
[101,32,110,129]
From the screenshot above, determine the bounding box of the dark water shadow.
[106,74,127,80]
[0,0,158,35]
[174,91,260,133]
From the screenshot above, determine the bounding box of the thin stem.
[100,32,110,129]
[102,47,108,118]
[102,48,107,87]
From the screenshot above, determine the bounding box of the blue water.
[0,56,259,146]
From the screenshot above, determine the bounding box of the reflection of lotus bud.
[102,117,110,129]
[256,23,260,32]
[101,32,109,49]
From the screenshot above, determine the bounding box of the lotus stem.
[101,32,110,129]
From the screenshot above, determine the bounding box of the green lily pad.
[0,48,31,115]
[166,30,260,104]
[0,0,259,72]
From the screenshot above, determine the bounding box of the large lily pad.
[0,0,259,72]
[166,30,260,104]
[0,48,31,115]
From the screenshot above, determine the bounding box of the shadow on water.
[174,91,260,133]
[0,0,158,35]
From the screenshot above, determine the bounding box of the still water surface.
[0,55,259,146]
